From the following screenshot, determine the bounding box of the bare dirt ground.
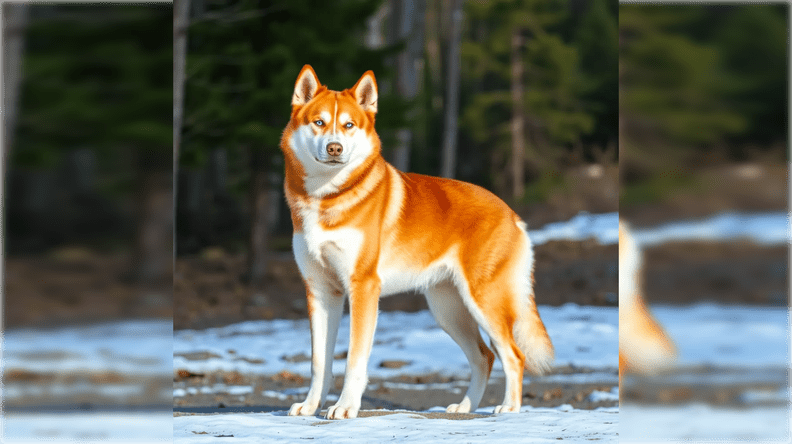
[172,365,619,413]
[621,365,788,408]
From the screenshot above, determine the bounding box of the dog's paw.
[493,404,520,414]
[288,401,319,416]
[326,402,359,420]
[445,401,471,413]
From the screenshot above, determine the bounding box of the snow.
[2,319,173,375]
[632,211,789,247]
[529,211,618,245]
[174,406,619,444]
[651,303,789,367]
[527,210,789,247]
[173,304,619,379]
[2,412,173,442]
[621,303,791,442]
[620,404,790,441]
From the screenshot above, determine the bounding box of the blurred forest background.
[2,2,785,331]
[619,4,788,309]
[2,4,173,328]
[174,0,620,329]
[620,4,787,224]
[176,0,619,254]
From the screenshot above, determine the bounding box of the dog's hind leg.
[425,281,494,413]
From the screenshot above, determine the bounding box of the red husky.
[281,65,554,419]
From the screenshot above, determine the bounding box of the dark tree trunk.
[389,0,424,172]
[173,0,190,164]
[132,150,173,286]
[510,27,525,200]
[247,147,270,288]
[440,0,463,179]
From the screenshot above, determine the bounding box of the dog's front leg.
[326,277,380,420]
[288,287,344,416]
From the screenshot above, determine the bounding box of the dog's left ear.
[352,71,378,114]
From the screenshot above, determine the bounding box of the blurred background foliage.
[3,4,173,328]
[6,4,172,254]
[619,4,787,213]
[176,0,620,262]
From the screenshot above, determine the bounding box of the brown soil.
[172,366,618,413]
[642,241,787,305]
[3,370,172,409]
[621,365,788,408]
[3,248,172,329]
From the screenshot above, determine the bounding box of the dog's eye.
[344,122,354,129]
[314,120,324,126]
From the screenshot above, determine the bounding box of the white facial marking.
[320,111,331,124]
[333,101,338,136]
[288,120,376,198]
[339,112,351,128]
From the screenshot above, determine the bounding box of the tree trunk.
[440,0,463,179]
[132,151,173,286]
[510,27,525,200]
[391,0,424,172]
[247,147,270,288]
[173,0,190,165]
[0,2,29,326]
[2,4,28,169]
[424,0,442,110]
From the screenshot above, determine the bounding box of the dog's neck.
[285,150,388,204]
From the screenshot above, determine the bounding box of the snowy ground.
[173,304,618,378]
[620,303,791,442]
[2,319,173,375]
[1,412,173,442]
[631,210,789,247]
[4,210,790,442]
[175,405,619,443]
[530,210,789,247]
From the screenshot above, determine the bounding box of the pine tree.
[180,0,406,284]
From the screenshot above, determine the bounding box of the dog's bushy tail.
[514,220,555,376]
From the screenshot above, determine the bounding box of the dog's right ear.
[292,65,320,106]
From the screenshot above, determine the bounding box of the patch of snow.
[2,412,172,442]
[620,403,790,441]
[173,405,618,443]
[633,211,789,247]
[587,387,619,403]
[173,304,619,379]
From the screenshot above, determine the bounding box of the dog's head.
[284,65,379,179]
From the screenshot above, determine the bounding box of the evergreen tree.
[619,5,747,154]
[180,0,406,281]
[460,0,595,197]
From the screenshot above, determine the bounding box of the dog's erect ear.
[352,70,378,113]
[292,65,320,106]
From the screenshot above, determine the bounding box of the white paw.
[446,401,471,413]
[326,402,359,420]
[493,404,520,414]
[288,401,319,416]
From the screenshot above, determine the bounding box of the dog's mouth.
[315,157,344,166]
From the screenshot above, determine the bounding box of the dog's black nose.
[326,142,343,157]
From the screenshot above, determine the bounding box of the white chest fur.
[292,199,364,291]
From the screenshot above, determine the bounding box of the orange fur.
[283,65,553,419]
